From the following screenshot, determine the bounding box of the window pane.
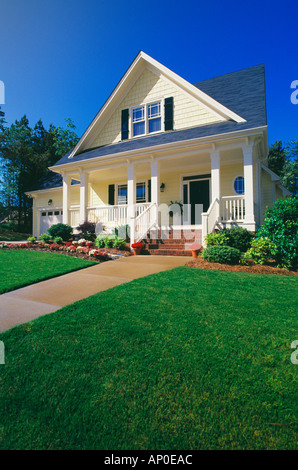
[133,106,145,122]
[133,121,145,136]
[234,176,244,195]
[136,182,146,202]
[148,102,160,119]
[148,117,161,133]
[118,185,127,204]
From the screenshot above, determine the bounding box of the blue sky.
[0,0,297,147]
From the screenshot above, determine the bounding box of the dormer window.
[132,102,162,137]
[121,97,173,140]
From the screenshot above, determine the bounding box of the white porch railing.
[69,206,80,228]
[67,203,152,229]
[221,196,245,222]
[134,203,157,242]
[202,198,219,245]
[87,205,128,226]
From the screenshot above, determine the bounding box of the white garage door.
[40,210,63,235]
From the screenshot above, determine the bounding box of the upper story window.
[121,97,173,141]
[132,102,162,137]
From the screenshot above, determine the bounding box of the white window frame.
[129,99,164,138]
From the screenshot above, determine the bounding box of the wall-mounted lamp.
[160,182,165,192]
[48,199,53,206]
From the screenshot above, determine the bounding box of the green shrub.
[104,236,114,248]
[202,245,241,265]
[205,231,229,247]
[112,235,127,250]
[53,236,64,245]
[27,236,36,243]
[222,226,254,252]
[257,197,298,269]
[39,233,52,243]
[244,237,277,265]
[48,223,73,242]
[95,236,105,248]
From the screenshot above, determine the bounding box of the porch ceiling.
[73,146,243,183]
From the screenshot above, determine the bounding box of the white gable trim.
[143,53,246,123]
[68,51,246,159]
[260,163,281,181]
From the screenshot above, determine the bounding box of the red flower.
[131,242,143,248]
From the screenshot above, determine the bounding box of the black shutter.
[121,109,129,140]
[108,184,115,206]
[164,97,173,131]
[148,180,151,203]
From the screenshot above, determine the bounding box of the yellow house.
[27,52,290,253]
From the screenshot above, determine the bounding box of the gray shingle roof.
[29,170,79,192]
[33,64,266,191]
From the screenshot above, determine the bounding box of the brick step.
[145,245,186,251]
[147,231,202,240]
[143,249,192,256]
[144,238,200,244]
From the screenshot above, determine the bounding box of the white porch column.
[79,170,89,223]
[151,160,160,228]
[210,151,220,201]
[127,164,136,244]
[62,173,71,225]
[242,146,255,229]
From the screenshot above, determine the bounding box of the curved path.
[0,256,190,332]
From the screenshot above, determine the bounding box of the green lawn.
[0,267,297,450]
[0,250,96,294]
[0,231,30,241]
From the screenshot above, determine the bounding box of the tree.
[268,140,298,195]
[268,140,287,176]
[51,118,79,158]
[0,113,79,231]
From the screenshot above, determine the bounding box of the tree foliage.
[257,196,298,269]
[268,140,298,194]
[0,111,79,230]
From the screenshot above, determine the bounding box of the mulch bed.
[186,256,297,276]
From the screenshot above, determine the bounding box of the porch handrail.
[221,196,245,222]
[134,202,157,242]
[202,198,220,246]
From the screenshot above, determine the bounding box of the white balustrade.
[221,196,245,222]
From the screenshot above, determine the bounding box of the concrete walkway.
[0,255,189,332]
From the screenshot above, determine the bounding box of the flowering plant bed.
[0,240,132,263]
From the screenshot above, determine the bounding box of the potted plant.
[188,243,202,258]
[131,242,143,255]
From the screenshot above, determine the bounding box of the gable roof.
[66,51,247,159]
[51,62,266,169]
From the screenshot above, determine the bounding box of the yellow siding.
[220,163,244,197]
[275,186,283,200]
[160,171,181,205]
[92,68,221,148]
[90,182,109,207]
[35,189,63,208]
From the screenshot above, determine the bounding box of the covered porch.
[60,138,259,244]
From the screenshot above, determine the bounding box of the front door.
[183,178,210,225]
